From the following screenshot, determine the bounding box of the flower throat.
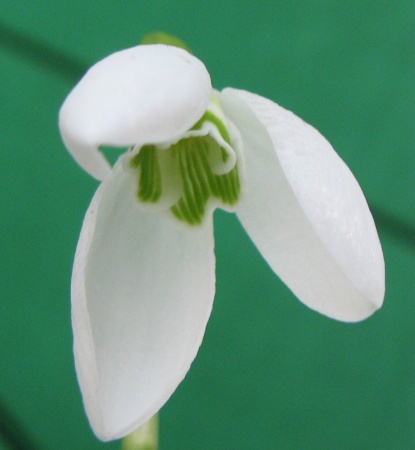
[129,101,241,226]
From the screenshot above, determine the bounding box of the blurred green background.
[1,1,414,449]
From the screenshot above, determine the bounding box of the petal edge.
[72,162,216,440]
[221,88,384,322]
[60,45,212,180]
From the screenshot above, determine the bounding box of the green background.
[1,1,414,449]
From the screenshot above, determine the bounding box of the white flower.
[59,44,385,441]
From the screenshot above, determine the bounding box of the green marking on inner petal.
[191,110,231,145]
[169,135,240,225]
[129,94,241,226]
[140,32,192,53]
[129,136,240,226]
[130,145,162,202]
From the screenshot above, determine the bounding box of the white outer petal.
[220,88,385,322]
[59,45,212,180]
[72,162,215,440]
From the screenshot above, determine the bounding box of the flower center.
[127,96,241,226]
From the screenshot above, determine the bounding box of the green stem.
[121,415,158,450]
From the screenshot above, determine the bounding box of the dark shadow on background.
[0,21,87,81]
[0,398,41,450]
[372,206,415,250]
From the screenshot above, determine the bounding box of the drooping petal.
[59,45,212,180]
[72,161,216,440]
[220,88,384,322]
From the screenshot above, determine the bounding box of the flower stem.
[120,415,158,450]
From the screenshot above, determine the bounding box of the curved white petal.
[220,88,384,322]
[72,162,215,440]
[60,45,212,180]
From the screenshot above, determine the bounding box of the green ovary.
[130,135,240,226]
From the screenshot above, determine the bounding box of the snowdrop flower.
[59,43,384,441]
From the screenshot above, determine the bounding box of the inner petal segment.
[170,135,240,225]
[130,135,240,226]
